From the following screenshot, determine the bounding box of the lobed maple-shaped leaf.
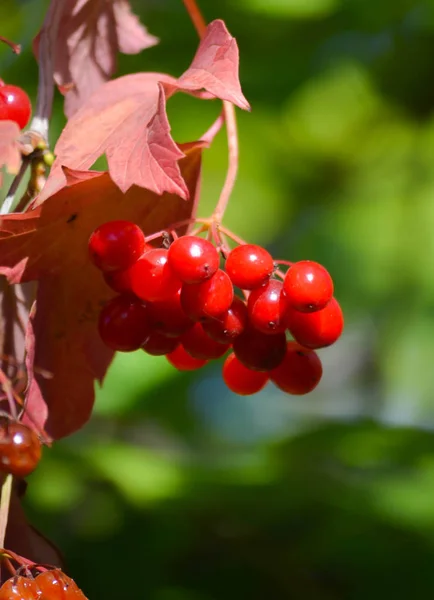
[0,144,203,440]
[36,19,249,205]
[33,0,158,118]
[0,121,21,189]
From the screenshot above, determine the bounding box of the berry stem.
[0,157,31,214]
[0,36,21,55]
[182,0,207,37]
[0,475,13,552]
[201,110,224,145]
[275,259,294,267]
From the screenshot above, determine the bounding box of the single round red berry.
[128,249,182,302]
[181,323,230,360]
[0,83,32,129]
[202,296,248,344]
[142,331,180,356]
[222,353,269,395]
[35,569,87,599]
[225,244,274,290]
[167,235,219,284]
[232,327,286,372]
[270,342,323,395]
[284,296,344,349]
[247,279,287,334]
[148,290,194,337]
[0,420,42,478]
[0,576,39,600]
[98,295,151,351]
[181,269,234,321]
[88,221,146,272]
[283,260,334,312]
[103,268,133,294]
[166,345,208,371]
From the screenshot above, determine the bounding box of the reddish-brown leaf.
[0,144,202,440]
[0,121,21,189]
[33,0,158,118]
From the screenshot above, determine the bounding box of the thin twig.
[182,0,207,37]
[0,157,31,215]
[0,36,21,54]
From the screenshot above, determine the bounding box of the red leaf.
[0,121,21,189]
[177,20,250,111]
[0,144,202,440]
[33,0,158,118]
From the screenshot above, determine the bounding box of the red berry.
[0,420,42,478]
[35,569,87,599]
[202,296,248,344]
[181,269,234,321]
[270,342,323,395]
[283,260,334,313]
[181,323,230,359]
[0,576,39,600]
[0,83,32,129]
[247,279,287,334]
[98,295,151,351]
[128,249,182,302]
[166,345,208,371]
[103,268,133,295]
[148,290,194,337]
[284,296,344,349]
[222,353,269,395]
[88,221,146,272]
[168,235,219,284]
[225,244,274,290]
[232,327,286,372]
[142,331,180,356]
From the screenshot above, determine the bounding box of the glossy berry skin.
[35,569,87,599]
[103,269,133,294]
[247,279,287,334]
[168,236,219,284]
[0,421,42,478]
[88,221,146,272]
[142,331,180,356]
[166,345,208,371]
[225,244,274,290]
[0,576,39,599]
[181,323,230,360]
[0,83,32,129]
[223,353,269,396]
[202,296,248,344]
[270,342,323,395]
[148,290,194,337]
[181,269,234,321]
[98,295,151,351]
[232,327,287,372]
[128,249,182,302]
[284,296,344,349]
[283,261,334,313]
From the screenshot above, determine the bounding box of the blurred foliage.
[2,0,434,597]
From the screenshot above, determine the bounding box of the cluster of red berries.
[89,220,344,396]
[0,570,87,599]
[0,419,42,478]
[0,80,32,130]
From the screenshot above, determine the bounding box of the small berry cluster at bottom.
[0,569,87,599]
[89,220,344,396]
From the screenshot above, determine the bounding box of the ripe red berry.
[202,296,248,344]
[142,331,180,356]
[35,569,87,599]
[247,279,287,334]
[222,353,269,395]
[232,327,286,372]
[0,83,32,129]
[284,296,344,349]
[166,345,208,371]
[167,235,219,284]
[0,420,42,478]
[148,290,194,337]
[0,576,39,600]
[128,249,182,302]
[283,260,334,312]
[225,244,274,290]
[270,342,323,395]
[181,323,230,360]
[98,295,151,351]
[88,221,146,272]
[103,269,133,295]
[181,269,234,321]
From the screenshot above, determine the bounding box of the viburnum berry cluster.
[0,568,87,599]
[0,79,32,130]
[89,220,344,396]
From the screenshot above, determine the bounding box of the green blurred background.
[3,0,434,597]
